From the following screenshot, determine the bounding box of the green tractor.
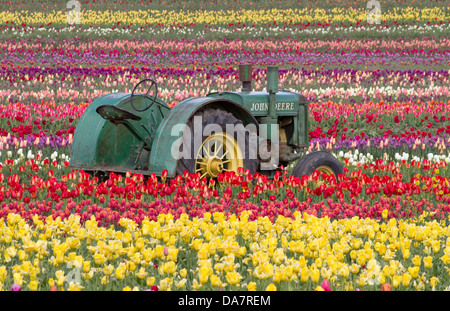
[69,64,344,181]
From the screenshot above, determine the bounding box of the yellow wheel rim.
[315,166,335,176]
[195,132,243,179]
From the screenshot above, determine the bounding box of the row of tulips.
[2,99,450,170]
[2,64,450,105]
[3,7,449,27]
[5,20,450,40]
[1,150,450,225]
[1,98,449,142]
[4,37,450,67]
[0,206,449,291]
[5,0,447,12]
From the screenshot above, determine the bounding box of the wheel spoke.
[221,149,229,159]
[200,172,208,179]
[214,142,224,157]
[195,166,205,172]
[202,144,210,158]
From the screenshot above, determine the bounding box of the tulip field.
[1,0,450,292]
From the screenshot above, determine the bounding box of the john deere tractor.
[70,64,344,181]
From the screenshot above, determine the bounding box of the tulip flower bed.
[1,161,450,291]
[0,208,448,291]
[1,3,450,40]
[2,36,450,106]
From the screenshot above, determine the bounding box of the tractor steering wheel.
[130,78,159,112]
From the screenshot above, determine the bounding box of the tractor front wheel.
[292,151,344,183]
[176,108,258,179]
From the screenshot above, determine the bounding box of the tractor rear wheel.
[291,151,344,183]
[176,108,258,179]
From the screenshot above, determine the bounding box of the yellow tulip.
[424,256,433,269]
[210,274,223,287]
[93,253,106,265]
[6,246,17,259]
[430,276,439,289]
[175,279,187,289]
[351,238,362,249]
[115,265,126,280]
[127,261,136,272]
[102,265,114,276]
[167,248,179,261]
[247,281,257,291]
[179,268,187,278]
[311,267,320,283]
[408,266,420,279]
[18,250,27,261]
[198,266,211,284]
[356,253,366,267]
[300,267,310,283]
[55,270,65,287]
[0,266,7,282]
[356,277,367,287]
[432,240,441,254]
[402,273,412,287]
[225,271,242,286]
[135,238,145,251]
[83,271,94,281]
[273,269,285,283]
[402,249,410,259]
[68,283,84,291]
[412,255,421,267]
[146,276,156,287]
[192,278,202,290]
[392,275,402,288]
[55,250,64,265]
[381,265,390,278]
[440,254,450,265]
[265,283,277,291]
[136,267,147,280]
[349,264,360,274]
[154,245,165,258]
[285,265,294,280]
[161,261,177,275]
[101,276,108,285]
[341,265,350,279]
[28,280,38,291]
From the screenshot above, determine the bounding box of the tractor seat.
[96,105,142,122]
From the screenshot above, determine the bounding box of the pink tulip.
[321,279,331,291]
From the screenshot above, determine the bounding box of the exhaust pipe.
[239,64,253,92]
[267,66,278,118]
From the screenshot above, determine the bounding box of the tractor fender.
[69,93,129,169]
[148,97,259,177]
[70,92,168,172]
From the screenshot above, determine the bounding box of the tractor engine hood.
[207,90,307,117]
